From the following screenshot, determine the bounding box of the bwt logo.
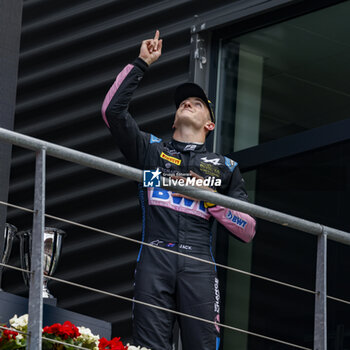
[143,169,162,187]
[226,210,247,228]
[147,188,210,220]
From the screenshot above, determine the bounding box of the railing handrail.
[1,126,345,349]
[1,127,349,245]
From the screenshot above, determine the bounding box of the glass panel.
[216,1,350,154]
[222,139,350,349]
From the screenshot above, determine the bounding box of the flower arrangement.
[0,315,150,350]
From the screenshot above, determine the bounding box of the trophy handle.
[0,224,18,291]
[17,230,32,288]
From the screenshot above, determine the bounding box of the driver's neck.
[172,127,205,144]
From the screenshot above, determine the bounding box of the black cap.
[174,83,215,123]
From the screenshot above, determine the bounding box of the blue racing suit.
[102,57,256,350]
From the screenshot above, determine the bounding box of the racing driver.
[101,30,256,350]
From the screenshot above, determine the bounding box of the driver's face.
[173,97,211,129]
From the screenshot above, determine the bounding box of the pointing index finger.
[154,30,160,40]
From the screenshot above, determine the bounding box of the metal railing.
[0,127,349,350]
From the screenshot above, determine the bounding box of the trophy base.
[43,297,57,307]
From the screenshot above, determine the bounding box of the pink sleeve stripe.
[209,206,256,243]
[101,64,134,128]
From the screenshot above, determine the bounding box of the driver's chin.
[177,111,195,122]
[175,111,203,129]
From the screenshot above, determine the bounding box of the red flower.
[61,321,80,339]
[110,337,127,350]
[98,337,110,349]
[43,322,60,335]
[98,336,127,350]
[43,321,80,340]
[0,326,19,341]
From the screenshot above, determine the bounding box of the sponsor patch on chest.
[199,162,221,177]
[160,152,182,165]
[147,188,210,220]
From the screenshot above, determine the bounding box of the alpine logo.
[150,240,164,246]
[201,157,221,166]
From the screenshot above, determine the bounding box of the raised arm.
[101,31,163,167]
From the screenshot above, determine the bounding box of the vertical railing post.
[28,147,46,350]
[314,229,327,350]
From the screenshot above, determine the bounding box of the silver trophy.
[17,227,65,299]
[0,223,17,291]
